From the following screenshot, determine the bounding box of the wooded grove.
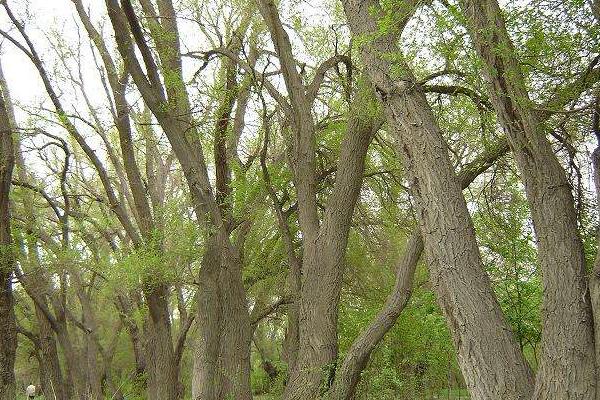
[0,0,599,399]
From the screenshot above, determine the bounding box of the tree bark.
[103,4,254,397]
[0,54,16,400]
[590,95,600,380]
[143,283,180,400]
[342,1,534,399]
[327,232,423,400]
[256,3,380,397]
[458,1,598,398]
[193,235,222,400]
[282,94,378,399]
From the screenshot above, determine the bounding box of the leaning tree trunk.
[0,65,16,400]
[458,1,598,398]
[327,233,423,400]
[342,1,534,399]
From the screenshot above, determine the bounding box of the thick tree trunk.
[216,247,252,399]
[285,240,341,399]
[144,284,180,400]
[192,235,252,400]
[193,236,221,400]
[0,66,16,400]
[34,299,67,400]
[342,2,534,399]
[459,1,598,398]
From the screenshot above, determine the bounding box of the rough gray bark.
[458,1,598,398]
[187,17,254,400]
[192,235,222,400]
[342,1,534,399]
[282,91,377,400]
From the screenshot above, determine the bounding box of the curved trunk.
[328,138,511,400]
[282,88,377,399]
[327,233,423,400]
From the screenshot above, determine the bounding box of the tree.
[0,55,17,400]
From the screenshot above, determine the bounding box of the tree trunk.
[282,83,377,400]
[458,1,598,398]
[49,295,87,399]
[0,271,16,400]
[342,1,534,399]
[192,236,222,400]
[327,233,423,400]
[77,286,104,400]
[0,63,16,400]
[115,293,147,382]
[35,300,67,400]
[216,246,252,400]
[144,284,180,400]
[192,235,252,400]
[590,96,600,380]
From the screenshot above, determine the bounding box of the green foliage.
[473,169,542,365]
